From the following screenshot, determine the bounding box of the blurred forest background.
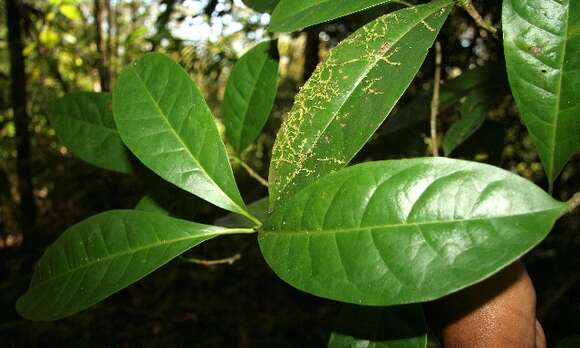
[0,0,578,346]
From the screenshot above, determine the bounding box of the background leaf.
[503,0,580,186]
[113,53,251,219]
[381,64,506,136]
[59,4,83,21]
[48,92,133,174]
[241,0,280,13]
[269,1,452,209]
[215,197,269,227]
[328,305,426,348]
[135,195,169,216]
[223,40,279,153]
[16,210,253,321]
[269,0,400,33]
[443,88,494,156]
[260,158,567,305]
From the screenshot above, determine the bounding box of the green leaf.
[133,172,210,221]
[39,28,59,49]
[215,197,269,228]
[48,92,133,174]
[503,0,580,185]
[260,158,567,305]
[269,1,452,209]
[16,210,254,321]
[223,41,279,153]
[59,4,82,21]
[242,0,280,13]
[382,64,506,136]
[126,26,149,45]
[443,88,493,156]
[269,0,401,32]
[113,53,252,220]
[328,305,426,348]
[135,195,169,216]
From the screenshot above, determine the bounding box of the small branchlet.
[458,0,497,34]
[230,156,269,188]
[430,41,443,157]
[179,253,242,267]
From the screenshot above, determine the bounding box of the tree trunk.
[5,0,37,239]
[302,28,320,82]
[113,1,120,65]
[105,0,114,86]
[94,0,110,91]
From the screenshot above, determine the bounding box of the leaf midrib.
[548,1,571,180]
[274,3,450,201]
[261,206,565,236]
[128,67,243,212]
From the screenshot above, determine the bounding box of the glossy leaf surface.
[48,92,132,174]
[443,88,493,156]
[223,41,279,153]
[328,305,426,348]
[113,53,250,218]
[17,210,251,321]
[242,0,279,13]
[260,158,567,305]
[503,0,580,184]
[269,1,452,208]
[269,0,399,32]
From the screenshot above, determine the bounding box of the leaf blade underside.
[48,92,133,174]
[223,40,279,153]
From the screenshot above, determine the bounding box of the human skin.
[425,261,546,348]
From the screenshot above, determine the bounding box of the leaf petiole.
[237,211,263,228]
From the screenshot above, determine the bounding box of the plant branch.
[458,0,497,34]
[179,253,242,266]
[231,157,269,188]
[430,41,442,157]
[568,192,580,212]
